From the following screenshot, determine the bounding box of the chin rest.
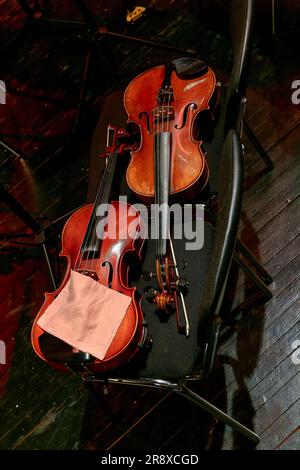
[172,57,208,79]
[39,332,93,363]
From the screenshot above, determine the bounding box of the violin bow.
[168,233,190,337]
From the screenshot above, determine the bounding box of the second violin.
[124,57,219,202]
[123,58,219,335]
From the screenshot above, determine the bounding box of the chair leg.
[0,184,57,290]
[233,253,273,300]
[235,239,273,285]
[203,316,222,379]
[243,120,274,170]
[178,384,260,444]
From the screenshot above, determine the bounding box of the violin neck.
[98,153,118,207]
[80,153,118,259]
[154,131,172,258]
[154,62,176,259]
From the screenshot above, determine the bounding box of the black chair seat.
[38,221,215,378]
[136,222,215,379]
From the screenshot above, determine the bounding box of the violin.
[124,58,219,201]
[123,58,219,335]
[31,126,148,373]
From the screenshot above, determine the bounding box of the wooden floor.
[0,0,299,450]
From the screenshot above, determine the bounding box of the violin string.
[75,164,107,271]
[89,153,116,271]
[73,167,104,271]
[157,78,165,262]
[160,78,170,263]
[86,166,106,271]
[86,153,115,271]
[155,80,160,262]
[165,75,172,290]
[160,80,170,269]
[74,154,114,271]
[165,89,171,287]
[154,85,161,262]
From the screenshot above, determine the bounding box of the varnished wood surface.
[0,0,299,450]
[124,64,215,198]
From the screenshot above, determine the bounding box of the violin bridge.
[76,269,99,281]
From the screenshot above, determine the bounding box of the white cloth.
[37,270,131,360]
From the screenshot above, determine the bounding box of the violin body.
[31,201,145,373]
[124,63,218,201]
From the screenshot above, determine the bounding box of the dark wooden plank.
[219,266,300,386]
[239,195,300,263]
[218,313,300,416]
[82,389,169,451]
[241,125,300,226]
[111,391,212,451]
[256,398,300,450]
[79,385,168,450]
[223,238,300,349]
[0,244,53,304]
[0,306,88,450]
[228,351,298,416]
[221,355,300,449]
[243,126,300,217]
[243,89,300,168]
[255,373,300,436]
[229,233,300,312]
[5,389,88,450]
[275,425,300,450]
[164,349,300,451]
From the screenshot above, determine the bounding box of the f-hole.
[139,111,151,134]
[175,103,197,130]
[102,261,114,288]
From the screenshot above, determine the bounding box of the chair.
[35,1,275,446]
[203,0,274,197]
[227,0,274,170]
[84,129,268,445]
[84,130,264,444]
[38,129,273,445]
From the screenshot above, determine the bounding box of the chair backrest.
[201,129,243,322]
[224,0,255,135]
